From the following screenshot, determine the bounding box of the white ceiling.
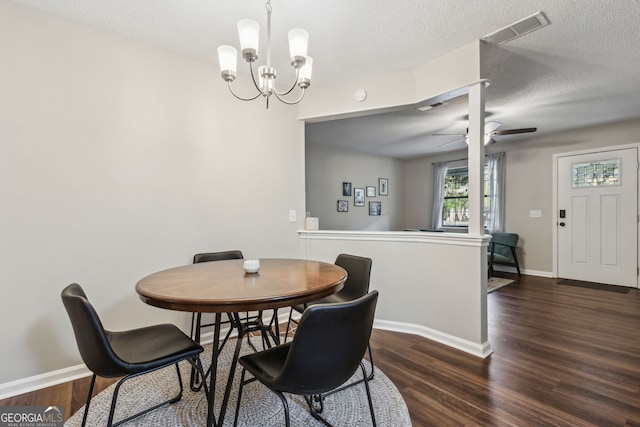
[11,0,640,159]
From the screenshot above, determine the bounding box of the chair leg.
[283,307,294,342]
[108,363,185,427]
[80,373,96,427]
[366,344,375,380]
[190,313,203,391]
[274,389,291,427]
[284,307,301,343]
[322,343,375,398]
[233,369,247,427]
[235,370,289,427]
[511,247,522,277]
[305,395,333,426]
[360,361,377,427]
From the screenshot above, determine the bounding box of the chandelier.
[217,0,313,108]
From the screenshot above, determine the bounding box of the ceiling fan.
[435,122,537,147]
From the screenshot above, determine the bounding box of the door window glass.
[572,159,620,187]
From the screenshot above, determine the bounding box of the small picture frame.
[337,200,349,212]
[354,188,365,206]
[366,186,376,197]
[342,182,352,196]
[379,178,388,196]
[369,201,381,216]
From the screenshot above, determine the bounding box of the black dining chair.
[192,250,277,348]
[234,290,379,427]
[190,250,279,391]
[190,250,245,351]
[61,283,207,427]
[284,254,375,382]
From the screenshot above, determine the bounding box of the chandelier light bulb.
[298,56,313,88]
[217,45,238,82]
[288,29,309,68]
[237,19,259,62]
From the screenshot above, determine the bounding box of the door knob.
[559,222,566,227]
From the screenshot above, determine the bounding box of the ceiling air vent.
[482,11,550,45]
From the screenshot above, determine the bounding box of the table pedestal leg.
[206,313,221,427]
[217,312,247,425]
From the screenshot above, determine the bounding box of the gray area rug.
[65,337,411,426]
[488,277,515,293]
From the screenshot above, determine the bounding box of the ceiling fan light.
[464,134,493,145]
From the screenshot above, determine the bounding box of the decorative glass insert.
[572,159,620,187]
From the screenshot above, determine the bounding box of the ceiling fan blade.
[437,137,465,147]
[485,121,502,133]
[491,127,537,136]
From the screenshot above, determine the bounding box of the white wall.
[300,231,491,357]
[0,2,304,386]
[404,117,640,274]
[305,143,405,230]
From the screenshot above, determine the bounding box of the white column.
[467,82,486,236]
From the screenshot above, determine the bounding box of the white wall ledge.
[298,229,490,247]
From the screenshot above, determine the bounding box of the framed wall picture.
[354,188,365,206]
[337,200,349,212]
[379,178,388,196]
[369,201,381,216]
[342,182,352,196]
[366,186,376,197]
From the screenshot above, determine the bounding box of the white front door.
[557,147,638,287]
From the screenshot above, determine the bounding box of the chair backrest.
[274,290,379,395]
[490,232,519,260]
[61,283,126,377]
[193,250,243,264]
[333,253,372,302]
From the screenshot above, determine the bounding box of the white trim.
[0,314,495,399]
[373,318,493,359]
[491,265,554,278]
[0,363,91,401]
[298,230,490,247]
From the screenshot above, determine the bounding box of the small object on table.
[243,259,260,273]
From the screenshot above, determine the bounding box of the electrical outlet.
[289,210,297,223]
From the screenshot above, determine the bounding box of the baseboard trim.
[492,265,554,278]
[0,363,91,401]
[1,312,492,399]
[374,318,493,359]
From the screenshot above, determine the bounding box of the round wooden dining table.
[135,258,346,427]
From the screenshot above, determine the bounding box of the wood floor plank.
[3,274,640,426]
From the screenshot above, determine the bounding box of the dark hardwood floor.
[3,274,640,426]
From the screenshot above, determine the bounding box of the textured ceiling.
[10,0,640,158]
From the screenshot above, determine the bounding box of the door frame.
[552,143,640,285]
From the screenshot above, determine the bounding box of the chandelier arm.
[273,69,300,97]
[249,63,264,93]
[272,88,306,105]
[226,81,262,102]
